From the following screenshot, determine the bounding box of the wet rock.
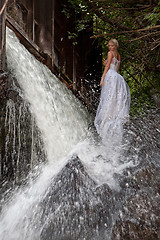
[135,165,160,193]
[0,71,9,99]
[112,161,160,240]
[40,156,112,240]
[111,220,159,240]
[120,163,160,192]
[96,183,112,205]
[125,191,160,225]
[0,71,21,101]
[0,72,46,187]
[123,111,160,164]
[113,113,160,240]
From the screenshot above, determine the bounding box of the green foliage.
[63,0,160,115]
[130,90,154,117]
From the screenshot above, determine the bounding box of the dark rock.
[0,72,46,188]
[120,163,160,192]
[39,156,160,240]
[111,220,159,240]
[0,71,22,101]
[112,162,160,240]
[0,71,9,98]
[40,156,112,240]
[121,190,160,226]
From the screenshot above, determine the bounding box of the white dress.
[94,55,130,143]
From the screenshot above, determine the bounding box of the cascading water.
[2,98,46,183]
[0,27,160,240]
[5,28,89,163]
[0,27,91,239]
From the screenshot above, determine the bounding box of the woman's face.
[108,42,116,51]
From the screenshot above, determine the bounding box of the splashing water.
[0,28,159,240]
[4,28,132,188]
[5,28,89,163]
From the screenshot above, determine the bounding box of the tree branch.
[87,1,131,31]
[90,25,160,38]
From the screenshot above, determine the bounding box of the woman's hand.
[103,58,107,66]
[100,78,104,87]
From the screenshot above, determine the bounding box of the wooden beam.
[51,0,55,70]
[0,0,6,70]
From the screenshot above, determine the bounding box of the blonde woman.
[94,39,130,142]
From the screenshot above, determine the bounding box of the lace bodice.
[109,57,120,72]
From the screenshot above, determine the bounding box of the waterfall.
[0,28,159,240]
[5,28,89,163]
[0,27,92,240]
[2,98,46,183]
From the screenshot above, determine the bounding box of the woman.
[94,39,130,143]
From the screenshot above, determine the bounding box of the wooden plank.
[6,19,72,90]
[0,0,6,70]
[51,0,55,69]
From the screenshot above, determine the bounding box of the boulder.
[111,220,159,240]
[40,156,112,240]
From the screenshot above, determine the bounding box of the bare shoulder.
[107,51,113,58]
[108,51,113,56]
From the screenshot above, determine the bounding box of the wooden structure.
[0,0,101,96]
[0,0,6,70]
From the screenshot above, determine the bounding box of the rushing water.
[0,28,159,240]
[2,97,46,183]
[5,28,89,163]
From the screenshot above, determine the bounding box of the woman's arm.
[100,51,112,86]
[117,54,121,72]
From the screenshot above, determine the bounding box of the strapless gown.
[94,57,130,143]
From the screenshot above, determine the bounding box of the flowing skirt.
[94,69,130,143]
